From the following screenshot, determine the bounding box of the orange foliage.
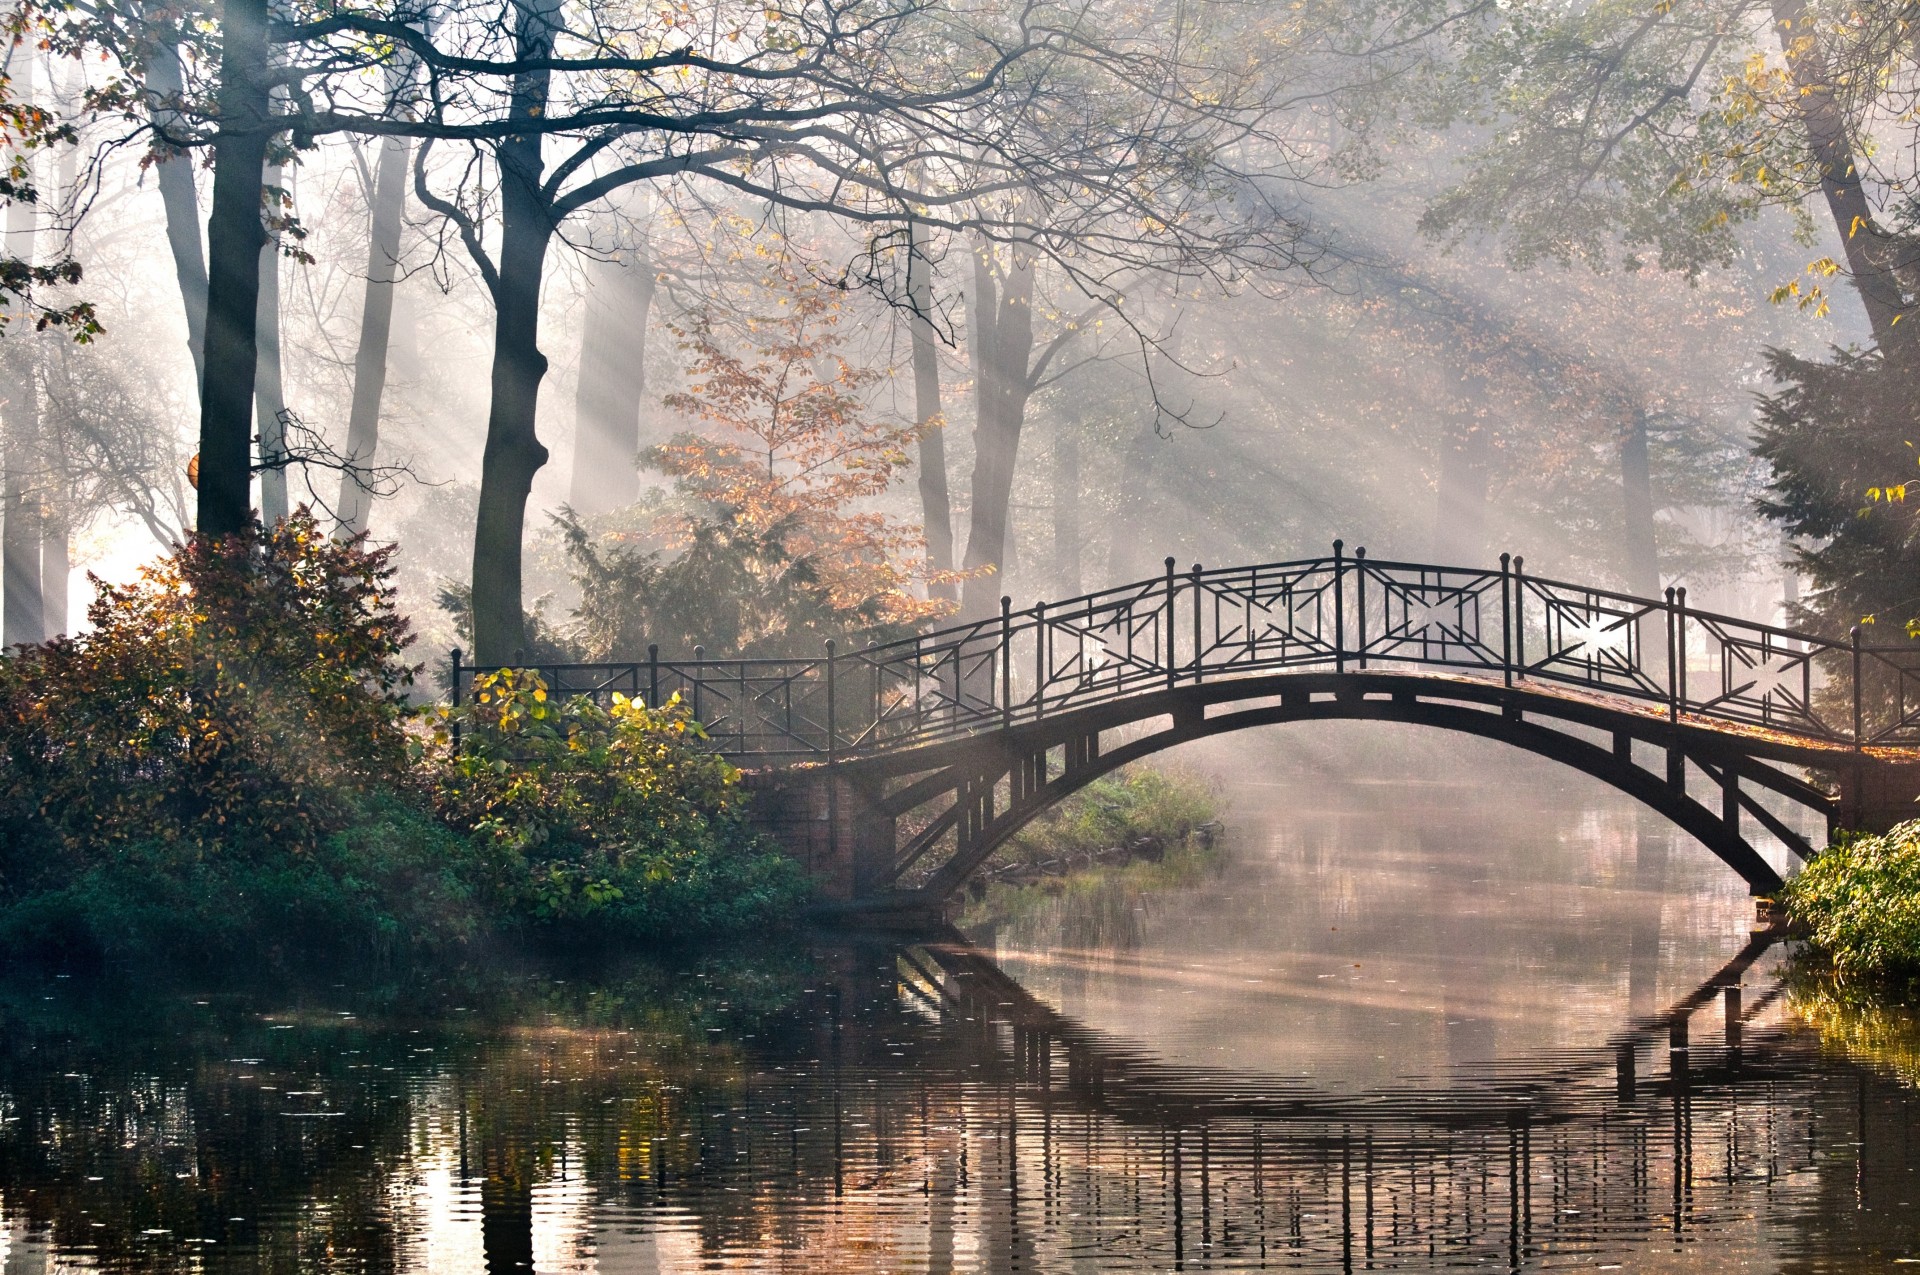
[659,276,952,626]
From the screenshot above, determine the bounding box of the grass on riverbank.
[957,765,1224,942]
[1779,819,1920,986]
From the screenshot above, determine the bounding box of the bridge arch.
[826,671,1839,912]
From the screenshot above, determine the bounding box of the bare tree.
[39,0,1389,659]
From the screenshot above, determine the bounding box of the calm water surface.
[2,731,1917,1272]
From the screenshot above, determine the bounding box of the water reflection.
[0,925,1914,1273]
[0,748,1915,1272]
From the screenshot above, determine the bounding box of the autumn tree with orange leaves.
[656,279,957,631]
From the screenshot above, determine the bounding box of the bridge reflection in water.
[2,927,1909,1273]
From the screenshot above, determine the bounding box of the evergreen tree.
[1753,346,1920,638]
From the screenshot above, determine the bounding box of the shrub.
[424,668,808,937]
[0,514,414,876]
[1779,820,1920,982]
[0,520,810,967]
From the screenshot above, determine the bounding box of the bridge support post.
[1835,758,1920,835]
[740,771,898,905]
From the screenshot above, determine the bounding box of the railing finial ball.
[824,637,836,653]
[1499,553,1510,569]
[1333,538,1344,554]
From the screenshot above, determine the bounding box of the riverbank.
[957,765,1225,943]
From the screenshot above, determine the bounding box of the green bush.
[1779,820,1920,982]
[0,798,488,970]
[0,522,811,971]
[424,667,808,938]
[0,513,414,870]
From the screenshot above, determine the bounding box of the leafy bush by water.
[1785,971,1920,1085]
[0,519,809,972]
[982,765,1221,881]
[423,668,806,936]
[1779,820,1920,983]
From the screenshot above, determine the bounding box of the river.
[1,723,1914,1272]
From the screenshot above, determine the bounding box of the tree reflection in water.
[0,924,1916,1272]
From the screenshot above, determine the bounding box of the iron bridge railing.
[449,544,1920,762]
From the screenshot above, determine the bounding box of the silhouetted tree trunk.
[908,218,955,600]
[196,0,274,536]
[255,158,288,525]
[147,41,209,390]
[960,238,1035,620]
[1051,405,1081,597]
[1104,424,1156,585]
[336,133,410,534]
[1620,409,1660,596]
[567,243,653,516]
[2,359,42,647]
[40,506,67,637]
[1099,325,1184,586]
[470,0,561,663]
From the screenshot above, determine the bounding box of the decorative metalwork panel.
[1194,561,1341,673]
[1860,646,1920,746]
[1515,578,1666,702]
[1352,561,1502,669]
[1681,613,1839,738]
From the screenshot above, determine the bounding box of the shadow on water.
[0,916,1916,1271]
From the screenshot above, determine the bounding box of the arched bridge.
[460,546,1920,913]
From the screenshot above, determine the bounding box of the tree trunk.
[470,0,561,665]
[40,509,67,638]
[1619,409,1660,596]
[336,134,411,534]
[146,41,209,390]
[1051,404,1081,597]
[1436,399,1489,564]
[567,244,653,516]
[960,241,1035,620]
[907,218,955,599]
[2,346,42,648]
[3,51,41,648]
[195,0,274,537]
[1772,0,1920,359]
[255,159,288,526]
[1104,425,1158,586]
[471,170,554,664]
